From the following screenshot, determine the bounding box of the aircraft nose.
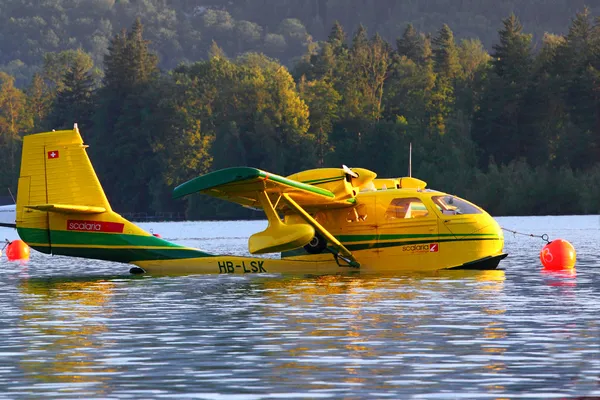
[475,214,504,252]
[443,212,502,240]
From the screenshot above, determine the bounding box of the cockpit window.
[385,198,429,219]
[432,195,482,215]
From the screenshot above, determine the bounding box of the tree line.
[0,11,599,217]
[2,0,599,86]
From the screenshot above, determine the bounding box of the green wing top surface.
[173,167,337,209]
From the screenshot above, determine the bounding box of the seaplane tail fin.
[16,126,210,263]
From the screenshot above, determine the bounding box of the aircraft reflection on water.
[18,277,116,396]
[15,269,507,393]
[235,269,509,391]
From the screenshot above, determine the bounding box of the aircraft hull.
[133,238,506,276]
[133,253,506,276]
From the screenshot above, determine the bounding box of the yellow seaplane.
[12,126,506,275]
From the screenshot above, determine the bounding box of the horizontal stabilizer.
[25,204,107,214]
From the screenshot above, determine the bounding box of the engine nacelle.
[287,167,377,201]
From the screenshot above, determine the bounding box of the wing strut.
[282,193,360,268]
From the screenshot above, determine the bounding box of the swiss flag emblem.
[47,150,59,159]
[429,243,439,252]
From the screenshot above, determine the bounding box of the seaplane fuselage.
[13,127,506,275]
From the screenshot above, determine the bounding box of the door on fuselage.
[336,192,378,256]
[375,192,439,265]
[295,193,378,261]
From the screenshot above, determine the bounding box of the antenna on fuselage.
[408,142,412,177]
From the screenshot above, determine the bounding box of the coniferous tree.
[559,7,594,72]
[47,61,95,131]
[553,8,600,169]
[351,24,369,52]
[397,24,424,64]
[208,40,227,59]
[91,18,161,212]
[328,21,346,49]
[513,33,565,167]
[492,14,533,81]
[472,14,533,166]
[432,24,461,80]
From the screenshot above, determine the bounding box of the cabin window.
[385,198,429,219]
[432,195,482,215]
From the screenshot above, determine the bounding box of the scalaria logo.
[68,221,102,231]
[66,219,125,233]
[402,243,439,253]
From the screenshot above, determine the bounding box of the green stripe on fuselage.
[18,227,51,247]
[51,246,213,263]
[344,237,501,251]
[50,230,187,247]
[17,227,214,263]
[282,233,501,257]
[336,232,499,242]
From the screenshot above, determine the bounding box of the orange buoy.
[6,239,30,261]
[152,233,162,238]
[540,239,576,270]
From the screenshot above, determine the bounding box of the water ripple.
[0,217,599,398]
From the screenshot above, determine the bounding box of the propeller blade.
[342,164,358,178]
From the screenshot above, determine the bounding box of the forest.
[0,1,599,217]
[2,0,600,85]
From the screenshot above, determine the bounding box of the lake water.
[0,215,599,399]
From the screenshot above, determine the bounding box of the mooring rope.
[501,227,549,243]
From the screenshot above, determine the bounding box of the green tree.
[42,49,97,93]
[345,27,391,120]
[46,60,95,132]
[208,40,227,59]
[551,8,600,169]
[103,18,159,94]
[90,18,161,212]
[328,21,347,49]
[26,73,52,130]
[383,55,435,130]
[396,24,424,63]
[472,14,534,166]
[492,14,533,81]
[432,24,460,80]
[0,72,29,189]
[457,39,490,80]
[299,77,341,165]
